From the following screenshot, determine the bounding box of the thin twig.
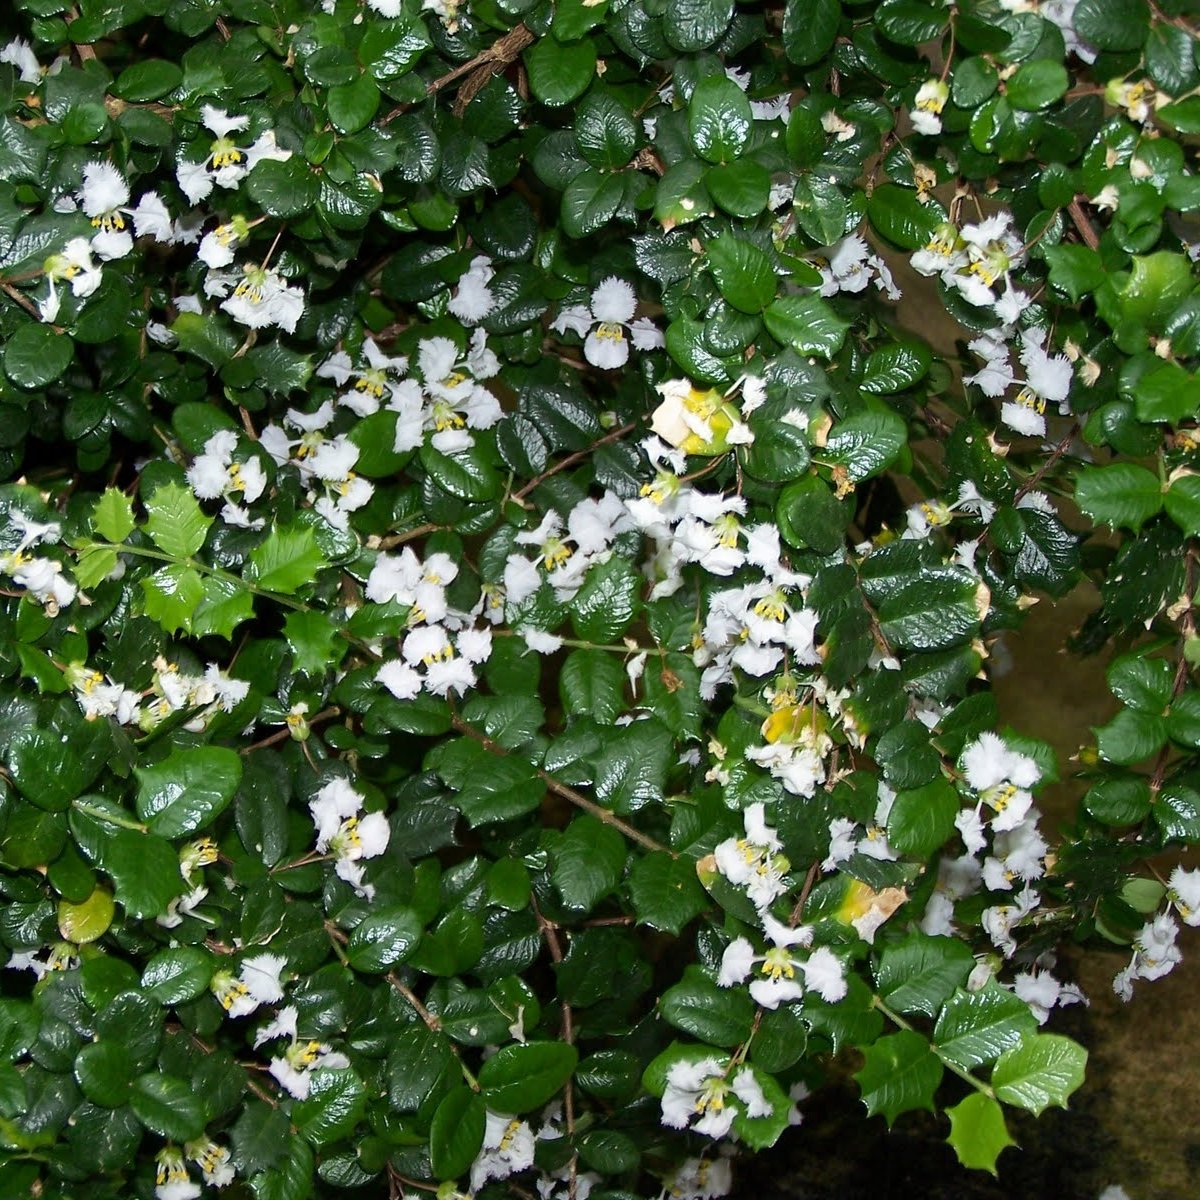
[240,706,341,754]
[513,423,637,502]
[1067,197,1101,251]
[451,714,675,856]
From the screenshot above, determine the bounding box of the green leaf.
[1155,781,1200,840]
[130,1072,206,1142]
[114,59,183,101]
[294,1068,367,1147]
[75,1041,135,1107]
[346,906,423,972]
[97,828,184,918]
[708,235,777,314]
[191,575,256,639]
[1167,691,1200,748]
[560,649,626,723]
[1075,463,1162,531]
[867,184,944,250]
[688,76,753,165]
[9,726,105,812]
[824,409,908,481]
[1083,776,1152,825]
[1107,653,1174,712]
[854,1030,943,1126]
[776,475,851,554]
[1074,0,1149,51]
[627,851,708,934]
[141,947,214,1004]
[247,525,328,593]
[1146,23,1200,95]
[660,969,755,1047]
[560,169,624,239]
[1005,59,1068,110]
[1133,362,1197,425]
[875,933,974,1018]
[552,815,626,911]
[283,609,341,676]
[246,158,320,218]
[886,777,958,859]
[571,556,640,643]
[135,746,243,839]
[861,340,931,394]
[1094,707,1166,765]
[430,1085,486,1181]
[525,37,596,107]
[92,488,135,543]
[783,0,840,65]
[479,1041,578,1113]
[250,1132,313,1200]
[3,323,72,388]
[144,482,212,558]
[419,445,500,501]
[57,885,114,944]
[594,719,671,813]
[665,0,734,49]
[991,1034,1087,1116]
[1044,243,1107,303]
[575,92,637,170]
[933,982,1039,1070]
[764,294,849,358]
[141,563,204,634]
[946,1093,1016,1175]
[707,159,771,219]
[327,73,380,135]
[1165,475,1200,536]
[875,0,948,44]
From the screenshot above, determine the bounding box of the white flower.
[177,108,291,202]
[1000,332,1074,437]
[1168,865,1200,926]
[982,885,1040,958]
[210,953,287,1018]
[470,1112,536,1192]
[660,1057,765,1139]
[321,337,409,417]
[155,1147,202,1200]
[1013,970,1086,1025]
[267,1032,351,1099]
[910,78,949,136]
[961,732,1039,832]
[216,265,305,332]
[448,254,497,325]
[1,38,41,84]
[1113,912,1182,1000]
[657,1156,733,1200]
[551,277,663,369]
[131,192,177,243]
[184,1136,236,1187]
[308,777,390,898]
[713,803,790,910]
[187,429,267,525]
[79,161,136,259]
[39,237,103,322]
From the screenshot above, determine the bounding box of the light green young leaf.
[144,482,212,559]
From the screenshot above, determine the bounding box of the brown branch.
[240,706,341,754]
[513,423,638,502]
[1067,197,1101,251]
[531,896,578,1200]
[1012,422,1079,505]
[382,24,535,124]
[451,714,675,856]
[1150,546,1198,800]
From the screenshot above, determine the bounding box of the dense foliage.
[1,0,1199,1196]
